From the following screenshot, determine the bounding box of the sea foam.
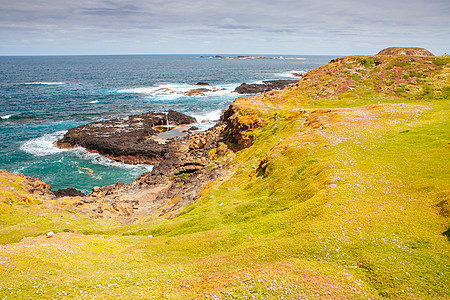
[74,148,153,174]
[20,130,153,174]
[275,70,307,78]
[25,82,66,85]
[20,131,70,156]
[117,82,238,100]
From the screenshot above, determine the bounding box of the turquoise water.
[0,55,335,193]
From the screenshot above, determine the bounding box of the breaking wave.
[274,70,307,78]
[117,82,240,100]
[20,131,69,156]
[25,82,66,85]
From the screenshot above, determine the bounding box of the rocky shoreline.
[42,72,303,222]
[56,110,198,165]
[43,103,256,222]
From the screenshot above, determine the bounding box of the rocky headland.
[2,48,449,299]
[31,47,448,222]
[56,110,197,165]
[51,103,257,221]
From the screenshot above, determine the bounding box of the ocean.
[0,55,335,193]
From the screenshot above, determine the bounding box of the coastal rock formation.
[56,110,197,164]
[54,188,85,198]
[70,123,231,220]
[376,47,434,56]
[234,80,299,94]
[0,169,54,200]
[51,104,259,221]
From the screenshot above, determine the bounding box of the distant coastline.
[199,55,283,60]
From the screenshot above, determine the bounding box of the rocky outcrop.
[54,188,85,198]
[72,122,232,220]
[0,169,54,199]
[56,110,197,164]
[234,80,299,94]
[222,104,261,150]
[55,103,259,221]
[377,47,434,56]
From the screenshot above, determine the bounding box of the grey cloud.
[0,0,448,55]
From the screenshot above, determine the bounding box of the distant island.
[199,55,277,59]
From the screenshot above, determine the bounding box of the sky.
[0,0,449,56]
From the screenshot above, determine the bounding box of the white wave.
[118,83,197,95]
[190,109,224,131]
[88,100,99,104]
[73,148,153,173]
[20,131,70,156]
[20,131,154,174]
[274,70,307,78]
[117,82,237,99]
[192,109,222,123]
[250,80,265,85]
[25,82,66,85]
[1,114,12,120]
[279,57,305,60]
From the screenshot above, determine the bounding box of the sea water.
[0,55,335,193]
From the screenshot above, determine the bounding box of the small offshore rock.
[195,82,210,86]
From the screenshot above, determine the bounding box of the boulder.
[234,80,298,94]
[54,188,85,198]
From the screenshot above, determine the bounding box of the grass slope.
[1,54,449,299]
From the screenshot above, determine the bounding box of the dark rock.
[54,188,85,198]
[56,110,197,165]
[234,80,299,94]
[195,82,210,86]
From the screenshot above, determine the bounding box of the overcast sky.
[0,0,448,56]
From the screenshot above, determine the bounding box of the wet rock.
[56,110,197,164]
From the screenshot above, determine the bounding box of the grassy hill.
[1,51,449,299]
